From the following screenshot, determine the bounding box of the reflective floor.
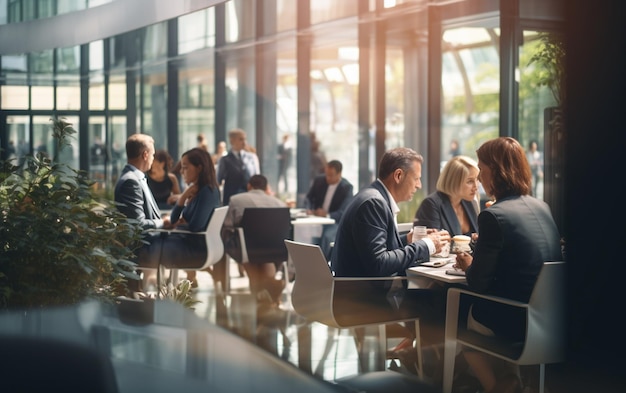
[182,259,409,383]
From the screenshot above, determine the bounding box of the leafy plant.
[0,117,144,309]
[528,32,566,106]
[141,279,201,310]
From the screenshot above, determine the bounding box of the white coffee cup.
[413,226,427,240]
[451,235,471,254]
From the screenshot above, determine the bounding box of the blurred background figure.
[449,139,461,158]
[212,141,227,166]
[309,132,327,185]
[277,134,293,195]
[197,133,209,151]
[525,140,543,198]
[147,149,181,210]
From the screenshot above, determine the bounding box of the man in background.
[222,174,287,305]
[217,128,260,206]
[114,133,171,294]
[305,159,353,259]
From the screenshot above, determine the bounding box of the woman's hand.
[178,183,198,206]
[455,251,473,271]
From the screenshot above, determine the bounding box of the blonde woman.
[414,155,480,238]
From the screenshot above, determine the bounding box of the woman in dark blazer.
[414,155,480,238]
[455,137,562,393]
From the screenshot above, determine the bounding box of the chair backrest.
[200,206,229,269]
[519,261,566,364]
[284,240,339,327]
[240,207,291,264]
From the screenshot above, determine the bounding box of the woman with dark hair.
[454,137,562,393]
[147,149,181,209]
[140,148,221,275]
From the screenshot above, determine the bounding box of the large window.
[441,25,500,167]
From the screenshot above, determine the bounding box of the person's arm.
[352,197,429,277]
[181,186,220,232]
[116,178,162,230]
[465,210,502,293]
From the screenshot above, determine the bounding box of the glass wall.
[440,24,500,168]
[0,0,565,212]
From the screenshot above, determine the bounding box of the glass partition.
[441,25,500,167]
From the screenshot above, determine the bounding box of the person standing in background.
[197,134,209,151]
[277,134,293,194]
[525,140,543,197]
[212,141,227,166]
[217,128,260,206]
[449,139,462,158]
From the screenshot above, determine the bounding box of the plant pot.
[116,297,155,326]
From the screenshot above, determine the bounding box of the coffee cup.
[413,226,427,240]
[451,235,471,254]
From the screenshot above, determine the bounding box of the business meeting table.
[406,255,467,288]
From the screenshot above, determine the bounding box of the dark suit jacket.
[216,152,249,206]
[305,175,353,222]
[467,194,562,340]
[331,180,431,277]
[414,191,478,236]
[114,164,162,230]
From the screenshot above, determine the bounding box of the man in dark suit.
[305,160,353,258]
[114,133,171,293]
[217,128,260,206]
[305,159,353,221]
[330,148,450,369]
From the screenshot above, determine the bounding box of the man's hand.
[428,229,450,255]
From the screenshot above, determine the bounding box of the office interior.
[0,0,625,392]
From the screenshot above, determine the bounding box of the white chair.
[284,239,424,376]
[442,261,565,393]
[156,206,229,286]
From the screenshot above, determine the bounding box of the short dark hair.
[476,137,531,199]
[248,174,268,190]
[327,160,342,173]
[378,147,423,180]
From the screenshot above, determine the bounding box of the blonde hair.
[436,155,479,196]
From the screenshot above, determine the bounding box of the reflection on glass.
[441,26,500,166]
[518,31,559,201]
[178,8,215,54]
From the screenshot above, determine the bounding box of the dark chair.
[227,207,292,342]
[0,335,119,393]
[238,207,291,264]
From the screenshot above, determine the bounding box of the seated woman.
[414,155,480,240]
[139,148,220,273]
[454,138,562,393]
[147,149,181,210]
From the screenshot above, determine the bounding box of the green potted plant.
[0,117,144,309]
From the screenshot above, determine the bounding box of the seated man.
[331,147,450,374]
[305,159,353,259]
[222,174,287,305]
[114,133,171,294]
